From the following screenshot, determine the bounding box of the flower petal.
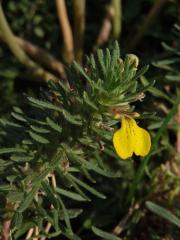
[113,117,133,159]
[130,118,151,157]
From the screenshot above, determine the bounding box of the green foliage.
[92,226,122,240]
[0,44,150,239]
[146,201,180,229]
[0,1,179,239]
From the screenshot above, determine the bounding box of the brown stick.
[0,33,65,78]
[73,0,86,64]
[176,106,180,153]
[16,37,65,77]
[111,0,122,40]
[56,0,74,63]
[2,219,11,240]
[127,0,168,51]
[26,228,34,239]
[0,4,58,82]
[113,203,139,236]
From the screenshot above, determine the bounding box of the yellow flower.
[113,116,151,159]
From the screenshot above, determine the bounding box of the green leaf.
[46,117,62,133]
[18,167,51,212]
[82,160,120,178]
[97,49,106,76]
[30,125,50,134]
[83,92,98,111]
[52,208,60,231]
[73,61,92,83]
[7,191,24,202]
[146,201,180,228]
[92,226,122,240]
[132,65,149,82]
[166,74,180,82]
[42,181,59,209]
[62,230,81,240]
[59,209,83,220]
[17,184,39,213]
[0,185,15,191]
[55,187,86,201]
[43,230,62,239]
[27,97,60,112]
[58,195,73,234]
[56,167,91,201]
[0,119,22,128]
[28,131,49,144]
[0,148,26,155]
[141,76,174,104]
[62,110,82,126]
[10,155,33,162]
[67,174,106,199]
[11,212,23,230]
[11,112,27,122]
[34,27,44,38]
[14,222,35,239]
[13,107,23,114]
[34,200,54,224]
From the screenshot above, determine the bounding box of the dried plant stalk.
[0,33,65,78]
[111,0,122,40]
[73,0,86,64]
[0,4,58,82]
[2,219,11,240]
[56,0,74,63]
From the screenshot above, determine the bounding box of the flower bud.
[126,54,139,69]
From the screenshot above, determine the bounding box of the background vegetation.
[0,0,179,239]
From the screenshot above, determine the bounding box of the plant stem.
[73,0,86,64]
[113,203,139,236]
[0,4,58,82]
[94,4,114,50]
[111,0,122,40]
[56,0,74,63]
[176,105,180,153]
[15,37,65,78]
[2,219,11,240]
[0,33,65,78]
[26,228,34,239]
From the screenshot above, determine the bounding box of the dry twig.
[2,219,11,240]
[176,106,180,153]
[0,4,58,82]
[94,5,114,50]
[0,33,65,79]
[73,0,86,64]
[111,0,122,40]
[113,203,139,236]
[56,0,74,63]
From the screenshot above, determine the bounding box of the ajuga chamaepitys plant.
[0,43,152,239]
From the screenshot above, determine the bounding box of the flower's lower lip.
[113,116,151,159]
